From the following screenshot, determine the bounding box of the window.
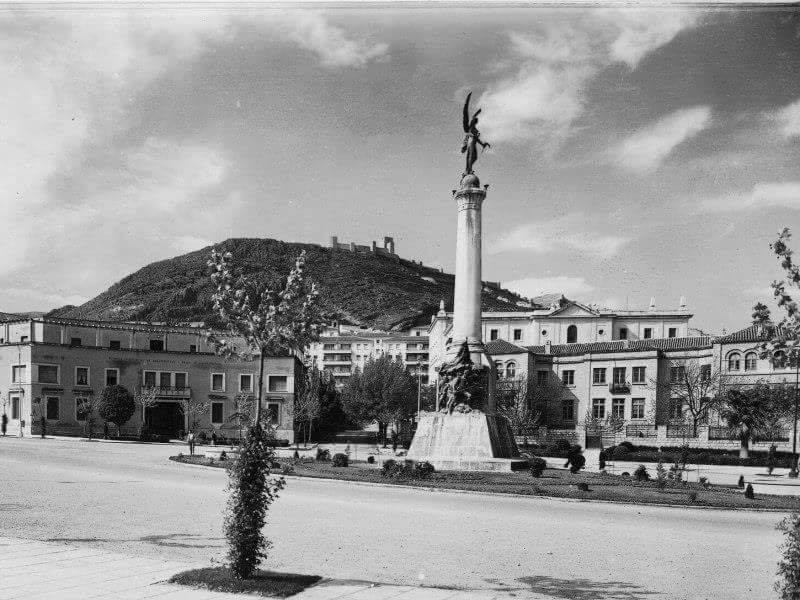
[513,328,522,341]
[631,398,645,419]
[612,397,625,419]
[670,365,686,383]
[109,340,121,350]
[774,351,787,367]
[592,398,605,419]
[561,370,575,386]
[75,367,89,386]
[149,339,164,351]
[744,352,758,371]
[494,361,503,377]
[643,328,652,339]
[239,374,253,392]
[727,352,741,371]
[159,372,171,388]
[567,325,577,344]
[38,365,59,384]
[668,328,677,338]
[700,364,711,381]
[632,366,646,384]
[490,329,499,341]
[669,398,683,420]
[175,372,187,390]
[143,371,157,387]
[11,397,20,420]
[105,369,119,386]
[211,373,225,392]
[619,328,628,340]
[12,365,26,383]
[268,376,288,392]
[266,402,281,425]
[211,402,224,424]
[536,370,548,385]
[46,397,59,420]
[189,344,197,353]
[562,400,574,421]
[593,368,606,384]
[613,367,626,384]
[506,362,517,379]
[70,337,81,347]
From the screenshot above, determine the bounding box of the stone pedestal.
[407,411,526,471]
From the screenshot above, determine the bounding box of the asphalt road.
[0,437,789,599]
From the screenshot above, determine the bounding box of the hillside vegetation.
[50,238,534,331]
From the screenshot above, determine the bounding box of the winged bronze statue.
[461,92,491,175]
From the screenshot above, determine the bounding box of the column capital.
[455,187,486,212]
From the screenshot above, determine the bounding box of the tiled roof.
[525,336,713,357]
[714,324,770,344]
[485,339,528,355]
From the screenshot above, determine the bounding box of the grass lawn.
[169,567,321,597]
[170,454,800,511]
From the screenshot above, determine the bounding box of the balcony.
[608,381,631,394]
[143,386,191,398]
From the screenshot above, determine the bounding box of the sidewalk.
[0,537,520,600]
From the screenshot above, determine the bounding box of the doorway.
[146,402,184,439]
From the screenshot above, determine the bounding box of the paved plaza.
[0,437,790,599]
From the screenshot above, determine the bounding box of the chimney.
[350,242,357,252]
[679,296,687,310]
[649,297,656,311]
[371,240,377,253]
[330,236,338,249]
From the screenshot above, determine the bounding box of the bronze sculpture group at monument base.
[406,93,524,472]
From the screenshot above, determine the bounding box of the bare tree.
[496,376,541,445]
[135,387,158,436]
[294,365,323,447]
[652,360,725,437]
[181,398,211,434]
[76,394,102,440]
[228,392,255,441]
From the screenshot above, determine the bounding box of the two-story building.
[0,317,299,442]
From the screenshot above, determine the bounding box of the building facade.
[0,317,299,442]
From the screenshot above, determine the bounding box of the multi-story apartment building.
[0,317,299,442]
[427,298,692,383]
[307,324,429,386]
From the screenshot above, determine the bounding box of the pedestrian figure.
[767,443,777,475]
[40,415,46,439]
[19,418,25,438]
[564,445,586,474]
[1,413,7,436]
[211,431,217,446]
[103,421,109,439]
[188,431,196,456]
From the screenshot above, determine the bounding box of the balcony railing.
[666,424,697,438]
[143,386,191,398]
[608,381,631,394]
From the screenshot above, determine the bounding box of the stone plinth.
[407,411,527,472]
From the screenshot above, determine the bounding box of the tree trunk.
[255,351,265,428]
[740,430,750,459]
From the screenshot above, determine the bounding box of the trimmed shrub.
[367,455,375,464]
[413,461,435,480]
[744,483,755,499]
[281,464,295,475]
[611,445,631,459]
[529,456,547,478]
[315,448,330,462]
[687,491,698,502]
[219,450,227,461]
[332,453,349,467]
[381,459,400,478]
[618,441,636,451]
[568,451,586,474]
[197,431,208,443]
[738,475,745,489]
[224,425,285,579]
[633,464,650,481]
[576,482,590,492]
[620,472,630,478]
[656,458,667,489]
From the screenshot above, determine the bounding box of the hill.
[49,238,538,331]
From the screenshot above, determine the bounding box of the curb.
[170,457,793,514]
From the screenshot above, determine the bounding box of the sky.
[2,4,799,334]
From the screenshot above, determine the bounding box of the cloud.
[609,106,712,171]
[478,9,699,146]
[504,276,595,299]
[774,98,800,139]
[490,214,632,258]
[698,181,800,213]
[277,11,388,68]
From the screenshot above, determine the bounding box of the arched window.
[505,362,516,379]
[567,325,577,344]
[494,361,503,378]
[727,352,741,371]
[744,352,758,371]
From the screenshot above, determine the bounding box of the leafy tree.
[98,385,136,437]
[135,387,158,437]
[181,398,211,433]
[294,365,324,446]
[776,513,800,600]
[721,382,793,458]
[313,374,349,441]
[76,394,102,440]
[496,376,541,444]
[652,360,725,436]
[341,355,416,444]
[208,248,321,580]
[228,392,256,442]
